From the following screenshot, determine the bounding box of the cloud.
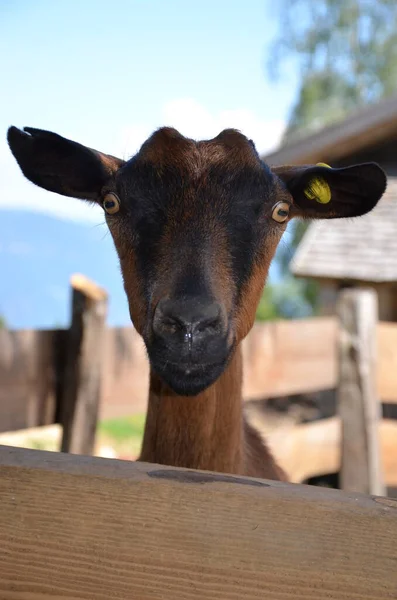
[2,99,285,223]
[121,98,285,157]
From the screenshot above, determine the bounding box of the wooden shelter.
[263,94,397,320]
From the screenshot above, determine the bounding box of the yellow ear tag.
[304,162,332,204]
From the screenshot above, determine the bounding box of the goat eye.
[103,192,120,215]
[272,202,290,223]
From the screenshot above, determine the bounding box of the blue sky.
[1,0,298,223]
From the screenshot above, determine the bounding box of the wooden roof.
[262,95,397,283]
[264,94,397,167]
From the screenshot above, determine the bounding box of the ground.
[0,414,146,460]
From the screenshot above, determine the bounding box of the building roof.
[290,178,397,283]
[262,95,397,284]
[264,94,397,167]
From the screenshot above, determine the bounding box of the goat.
[7,125,386,480]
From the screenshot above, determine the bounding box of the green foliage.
[0,315,6,329]
[276,221,308,273]
[276,221,320,313]
[256,285,284,321]
[255,222,319,322]
[256,277,316,321]
[98,414,146,443]
[269,0,397,141]
[97,414,146,458]
[284,71,358,142]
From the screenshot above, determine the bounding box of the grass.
[96,413,146,457]
[0,415,146,459]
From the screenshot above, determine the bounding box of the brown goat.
[7,125,386,480]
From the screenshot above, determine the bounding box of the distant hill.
[0,210,131,329]
[0,208,283,331]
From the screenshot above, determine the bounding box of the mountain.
[0,210,131,329]
[0,208,283,331]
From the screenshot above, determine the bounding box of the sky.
[0,0,299,224]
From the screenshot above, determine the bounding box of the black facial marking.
[221,163,277,297]
[107,128,281,395]
[115,145,277,297]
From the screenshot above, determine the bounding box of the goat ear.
[272,162,387,219]
[7,126,124,202]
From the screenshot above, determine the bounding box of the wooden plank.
[336,289,385,496]
[60,274,108,455]
[264,93,397,167]
[96,319,397,413]
[0,446,396,600]
[267,417,397,486]
[100,326,149,419]
[378,321,397,403]
[0,328,58,432]
[1,414,395,489]
[242,317,337,399]
[84,318,397,414]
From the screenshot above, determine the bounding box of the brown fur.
[139,346,287,480]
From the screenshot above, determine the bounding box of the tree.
[255,217,319,322]
[256,276,315,321]
[269,0,397,142]
[255,0,397,322]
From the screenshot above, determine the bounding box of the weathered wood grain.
[0,445,396,600]
[242,317,338,399]
[99,318,397,415]
[337,289,385,495]
[0,328,60,433]
[100,325,149,419]
[60,274,108,455]
[268,416,397,486]
[378,321,397,403]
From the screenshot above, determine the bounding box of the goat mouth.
[150,356,230,397]
[145,332,235,396]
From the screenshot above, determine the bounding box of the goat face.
[7,125,386,396]
[108,128,288,395]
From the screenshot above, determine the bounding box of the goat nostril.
[194,316,220,334]
[153,308,185,337]
[153,298,223,339]
[160,322,177,334]
[160,316,182,334]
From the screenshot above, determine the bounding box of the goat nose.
[153,298,223,340]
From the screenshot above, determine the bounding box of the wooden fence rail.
[1,278,397,496]
[2,315,397,433]
[266,416,397,486]
[2,415,397,487]
[0,445,396,600]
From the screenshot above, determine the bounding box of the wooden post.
[60,274,108,455]
[336,288,385,496]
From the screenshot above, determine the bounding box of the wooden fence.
[2,289,397,432]
[1,444,396,600]
[1,277,397,493]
